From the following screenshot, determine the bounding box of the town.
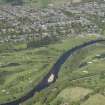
[0,1,105,47]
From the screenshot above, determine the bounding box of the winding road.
[1,39,105,105]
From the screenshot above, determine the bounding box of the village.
[0,1,105,45]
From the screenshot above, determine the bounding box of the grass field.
[81,94,105,105]
[1,35,105,105]
[51,87,93,104]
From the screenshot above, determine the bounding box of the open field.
[1,35,105,105]
[81,94,105,105]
